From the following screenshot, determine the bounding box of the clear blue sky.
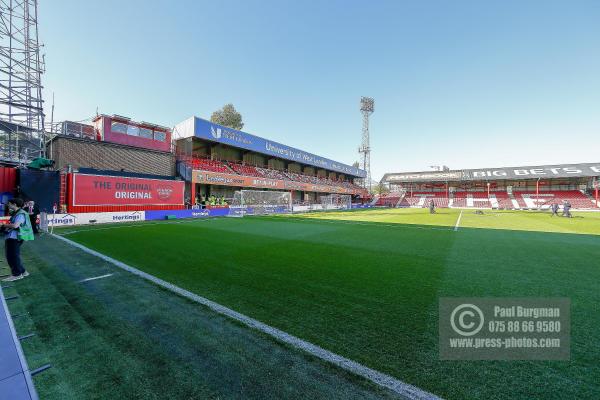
[40,0,600,180]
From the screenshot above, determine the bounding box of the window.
[111,122,128,134]
[126,125,139,136]
[154,131,166,141]
[139,127,153,139]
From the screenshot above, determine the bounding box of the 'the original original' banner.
[72,174,185,206]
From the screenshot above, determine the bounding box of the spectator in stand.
[1,198,34,282]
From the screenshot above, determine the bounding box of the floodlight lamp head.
[360,97,374,113]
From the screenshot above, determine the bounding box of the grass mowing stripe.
[266,215,455,231]
[53,233,443,400]
[59,219,214,235]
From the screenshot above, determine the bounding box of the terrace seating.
[492,191,514,209]
[256,167,288,180]
[375,194,400,206]
[513,190,597,209]
[179,154,363,192]
[188,157,230,173]
[403,196,422,207]
[228,162,262,177]
[399,192,449,208]
[470,192,491,208]
[452,192,467,208]
[512,192,529,208]
[452,192,490,208]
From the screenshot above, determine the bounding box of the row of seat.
[378,190,598,209]
[182,156,364,191]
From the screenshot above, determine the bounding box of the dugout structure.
[321,194,352,211]
[230,190,292,216]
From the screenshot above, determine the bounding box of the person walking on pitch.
[550,202,559,217]
[429,199,436,214]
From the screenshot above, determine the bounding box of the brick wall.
[49,136,175,177]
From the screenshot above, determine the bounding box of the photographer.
[2,198,34,282]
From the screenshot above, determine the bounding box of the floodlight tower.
[359,96,374,191]
[0,0,46,161]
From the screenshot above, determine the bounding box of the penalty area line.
[454,211,463,232]
[52,233,442,400]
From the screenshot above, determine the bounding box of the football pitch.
[9,208,599,399]
[50,208,600,399]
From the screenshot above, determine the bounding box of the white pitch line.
[454,211,463,232]
[52,233,442,400]
[78,273,114,283]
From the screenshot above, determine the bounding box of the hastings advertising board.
[46,211,145,226]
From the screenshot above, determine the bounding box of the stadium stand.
[382,163,600,210]
[179,155,365,193]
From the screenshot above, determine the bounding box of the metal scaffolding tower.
[0,0,45,163]
[359,96,373,191]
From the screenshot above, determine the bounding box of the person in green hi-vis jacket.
[1,198,34,282]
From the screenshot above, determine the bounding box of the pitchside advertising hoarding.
[72,174,185,206]
[189,117,366,178]
[383,163,600,183]
[47,211,145,226]
[192,170,361,195]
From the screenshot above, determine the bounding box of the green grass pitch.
[52,208,600,399]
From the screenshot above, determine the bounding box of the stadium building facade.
[2,112,366,216]
[173,117,367,204]
[379,163,600,209]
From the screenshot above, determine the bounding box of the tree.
[210,104,244,130]
[373,181,390,196]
